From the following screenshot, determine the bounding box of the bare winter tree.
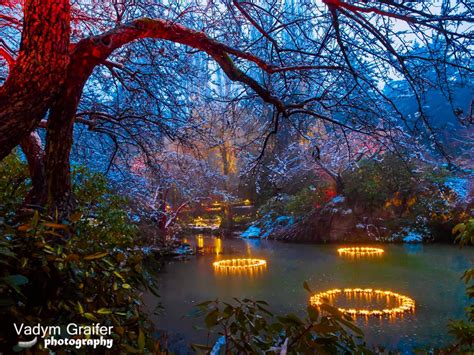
[0,0,472,212]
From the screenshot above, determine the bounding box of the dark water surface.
[145,235,473,353]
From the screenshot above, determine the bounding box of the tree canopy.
[0,0,472,210]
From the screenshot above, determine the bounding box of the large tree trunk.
[17,15,288,212]
[0,0,70,160]
[20,131,45,206]
[42,46,100,211]
[334,174,345,195]
[43,96,77,212]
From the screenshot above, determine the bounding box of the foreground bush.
[448,219,474,352]
[0,155,159,353]
[0,153,30,216]
[191,283,371,354]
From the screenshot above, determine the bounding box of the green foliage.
[447,220,474,352]
[258,185,335,218]
[258,194,291,216]
[190,283,370,354]
[343,154,417,211]
[285,185,334,216]
[0,210,159,352]
[0,161,159,353]
[452,218,474,247]
[0,153,30,215]
[72,166,138,245]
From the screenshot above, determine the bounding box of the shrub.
[72,166,138,245]
[0,157,159,353]
[285,184,335,216]
[258,184,337,218]
[257,194,291,216]
[190,283,370,354]
[343,154,417,211]
[0,213,158,353]
[447,219,474,352]
[0,153,30,216]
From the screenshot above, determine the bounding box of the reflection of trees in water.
[195,235,222,255]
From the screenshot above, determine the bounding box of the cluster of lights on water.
[210,246,415,319]
[213,258,267,270]
[337,247,384,256]
[309,288,415,318]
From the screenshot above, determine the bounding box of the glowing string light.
[337,247,384,256]
[213,258,267,270]
[309,288,415,317]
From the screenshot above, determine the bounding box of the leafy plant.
[285,184,335,216]
[72,166,138,245]
[0,153,30,215]
[343,154,417,211]
[447,219,474,352]
[190,282,370,354]
[0,162,160,353]
[452,218,474,247]
[0,209,160,353]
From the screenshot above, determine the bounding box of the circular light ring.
[213,258,266,270]
[337,247,384,256]
[309,288,415,317]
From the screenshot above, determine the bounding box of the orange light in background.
[189,216,221,230]
[337,247,384,256]
[309,288,415,318]
[213,258,266,271]
[197,235,204,248]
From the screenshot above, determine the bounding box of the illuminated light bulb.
[309,288,415,318]
[337,247,384,256]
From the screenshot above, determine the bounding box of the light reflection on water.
[146,234,473,352]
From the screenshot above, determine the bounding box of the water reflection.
[149,235,473,351]
[403,243,423,255]
[195,234,223,255]
[197,235,204,249]
[215,237,222,255]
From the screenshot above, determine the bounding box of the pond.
[145,234,473,353]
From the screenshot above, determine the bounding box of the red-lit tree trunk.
[42,46,99,211]
[2,11,286,212]
[38,19,286,211]
[0,0,70,160]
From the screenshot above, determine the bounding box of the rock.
[330,195,345,204]
[241,225,261,238]
[402,231,423,243]
[275,215,295,226]
[172,243,195,255]
[241,213,295,239]
[270,202,391,243]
